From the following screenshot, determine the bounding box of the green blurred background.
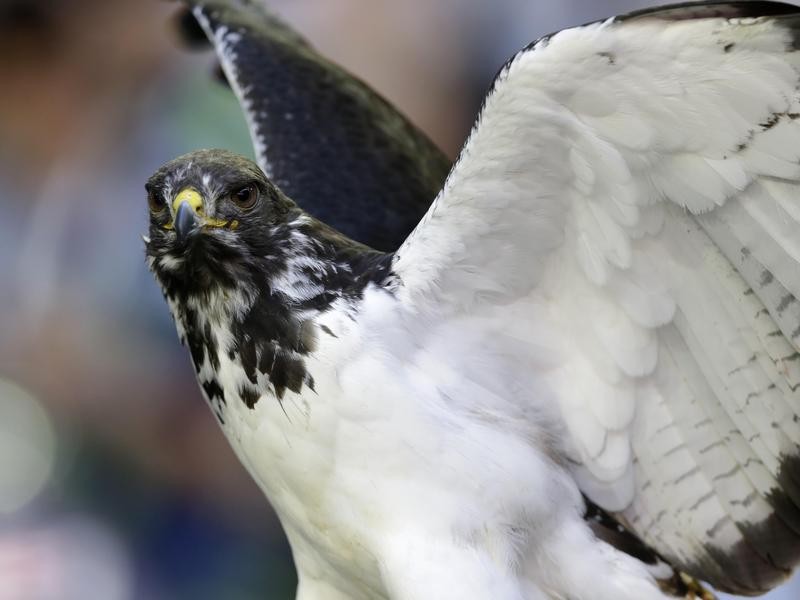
[0,1,797,598]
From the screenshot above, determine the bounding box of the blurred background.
[0,1,797,599]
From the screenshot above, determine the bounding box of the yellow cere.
[172,188,204,215]
[165,187,234,230]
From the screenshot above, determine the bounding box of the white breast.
[204,286,588,598]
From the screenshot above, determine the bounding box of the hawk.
[147,2,800,598]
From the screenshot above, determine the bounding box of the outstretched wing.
[393,2,800,594]
[176,0,450,251]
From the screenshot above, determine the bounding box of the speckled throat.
[149,210,393,421]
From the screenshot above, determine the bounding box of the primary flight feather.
[147,2,800,598]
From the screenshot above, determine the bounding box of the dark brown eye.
[230,184,258,209]
[148,191,166,214]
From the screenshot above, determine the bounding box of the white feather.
[389,10,800,595]
[179,7,800,599]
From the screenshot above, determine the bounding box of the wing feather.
[180,0,448,250]
[392,5,800,593]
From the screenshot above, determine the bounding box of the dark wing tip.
[583,498,710,598]
[614,2,800,55]
[583,455,800,594]
[618,1,800,22]
[183,0,311,50]
[173,6,212,50]
[683,453,800,595]
[518,2,800,80]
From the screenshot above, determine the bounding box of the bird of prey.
[175,3,693,589]
[146,1,800,598]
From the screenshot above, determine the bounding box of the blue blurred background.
[0,1,797,598]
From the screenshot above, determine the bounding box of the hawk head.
[143,149,390,409]
[144,149,297,299]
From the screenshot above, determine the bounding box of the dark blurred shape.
[621,0,800,20]
[174,5,212,49]
[184,0,451,251]
[174,8,232,87]
[0,1,50,31]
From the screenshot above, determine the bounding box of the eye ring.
[148,191,166,214]
[230,184,258,209]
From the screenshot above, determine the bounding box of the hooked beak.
[174,201,200,243]
[172,188,203,244]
